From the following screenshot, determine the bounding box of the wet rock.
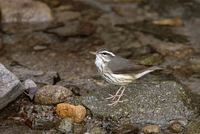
[0,124,46,134]
[34,71,60,85]
[24,79,38,100]
[0,0,55,34]
[0,63,24,110]
[178,75,200,113]
[20,105,59,129]
[113,4,157,20]
[54,11,81,23]
[11,66,60,85]
[186,118,200,134]
[58,118,73,134]
[0,0,53,23]
[168,121,183,133]
[34,85,72,105]
[89,127,106,134]
[57,78,105,96]
[184,18,200,52]
[53,5,73,12]
[11,66,44,80]
[47,21,80,37]
[81,75,193,126]
[189,55,200,72]
[56,103,86,123]
[25,32,58,46]
[40,0,61,7]
[79,21,96,36]
[47,21,95,37]
[0,35,3,51]
[113,124,139,134]
[150,42,193,59]
[77,0,112,12]
[73,124,86,134]
[142,125,160,134]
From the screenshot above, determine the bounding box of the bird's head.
[90,50,115,73]
[90,50,115,64]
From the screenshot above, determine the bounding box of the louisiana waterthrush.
[90,50,161,106]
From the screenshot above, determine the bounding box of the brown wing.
[108,56,145,74]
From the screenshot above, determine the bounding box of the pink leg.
[106,86,123,100]
[108,86,126,106]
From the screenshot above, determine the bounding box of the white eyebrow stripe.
[99,50,115,56]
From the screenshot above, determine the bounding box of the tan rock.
[34,85,72,104]
[142,125,160,134]
[54,11,80,23]
[56,103,86,123]
[0,0,53,23]
[150,42,193,59]
[153,17,183,27]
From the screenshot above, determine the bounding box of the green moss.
[186,118,200,134]
[137,53,163,65]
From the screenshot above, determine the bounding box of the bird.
[90,49,162,106]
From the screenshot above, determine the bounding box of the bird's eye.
[102,52,108,55]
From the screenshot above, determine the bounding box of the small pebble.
[56,103,86,123]
[33,45,47,51]
[58,118,73,133]
[24,79,38,100]
[142,124,160,134]
[24,79,37,89]
[169,122,183,133]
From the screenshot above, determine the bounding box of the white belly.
[103,73,134,85]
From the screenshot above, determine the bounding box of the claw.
[107,86,126,106]
[106,94,120,100]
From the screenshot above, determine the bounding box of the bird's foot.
[107,91,127,106]
[106,94,120,100]
[106,86,126,106]
[108,99,124,106]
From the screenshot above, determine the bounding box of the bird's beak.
[89,51,97,55]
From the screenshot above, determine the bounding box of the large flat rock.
[81,75,194,126]
[0,64,24,110]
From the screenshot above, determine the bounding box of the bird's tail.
[134,66,162,79]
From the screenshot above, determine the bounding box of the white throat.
[95,56,106,74]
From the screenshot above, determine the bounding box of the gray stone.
[81,75,193,126]
[24,79,38,100]
[0,63,24,110]
[47,21,80,37]
[11,66,44,81]
[11,66,60,85]
[58,118,73,134]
